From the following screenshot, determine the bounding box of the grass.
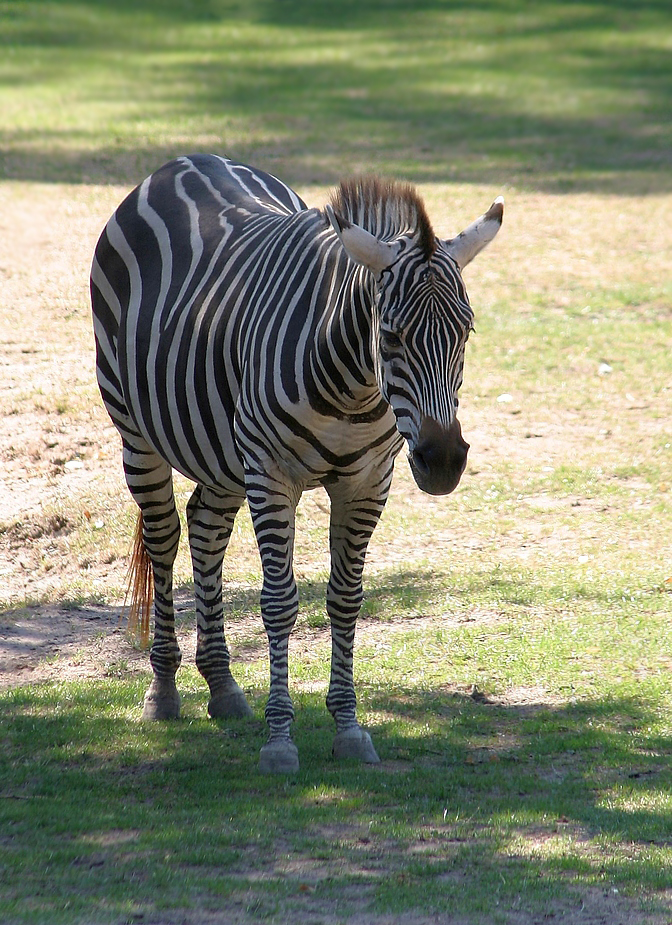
[0,0,671,191]
[4,540,672,922]
[1,0,672,922]
[2,663,672,923]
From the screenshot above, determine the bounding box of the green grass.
[1,0,671,190]
[2,653,672,923]
[3,558,672,922]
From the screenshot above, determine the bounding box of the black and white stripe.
[91,154,502,772]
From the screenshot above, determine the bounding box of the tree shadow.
[1,0,670,192]
[1,676,671,921]
[1,553,669,914]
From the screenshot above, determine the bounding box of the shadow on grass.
[1,0,670,192]
[1,674,671,922]
[2,560,671,925]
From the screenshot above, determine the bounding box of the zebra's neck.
[302,258,386,419]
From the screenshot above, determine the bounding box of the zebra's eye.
[380,330,403,353]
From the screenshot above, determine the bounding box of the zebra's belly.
[122,375,247,494]
[121,329,402,495]
[238,403,404,492]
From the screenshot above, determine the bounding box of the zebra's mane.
[329,176,436,261]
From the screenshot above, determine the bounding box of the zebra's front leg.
[326,572,380,764]
[325,484,388,764]
[246,475,301,773]
[187,484,252,720]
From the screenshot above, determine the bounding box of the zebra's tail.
[124,511,153,649]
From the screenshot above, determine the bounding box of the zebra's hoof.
[259,739,299,774]
[208,682,254,719]
[333,727,381,764]
[141,679,181,720]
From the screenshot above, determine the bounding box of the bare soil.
[1,182,670,687]
[0,182,133,684]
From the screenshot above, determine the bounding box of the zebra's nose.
[409,416,469,496]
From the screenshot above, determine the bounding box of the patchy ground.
[0,180,541,686]
[0,179,670,687]
[0,183,134,683]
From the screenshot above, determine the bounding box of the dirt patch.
[0,601,141,687]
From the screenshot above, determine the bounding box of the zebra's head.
[326,180,503,496]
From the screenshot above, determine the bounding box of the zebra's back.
[91,155,339,491]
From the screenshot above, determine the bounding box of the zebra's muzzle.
[408,416,469,496]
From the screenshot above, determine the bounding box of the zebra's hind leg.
[325,481,390,764]
[187,484,252,720]
[123,439,182,720]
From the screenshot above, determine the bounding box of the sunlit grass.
[3,667,672,923]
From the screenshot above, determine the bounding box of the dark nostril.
[412,446,430,476]
[410,417,470,494]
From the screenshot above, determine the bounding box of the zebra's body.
[91,154,502,772]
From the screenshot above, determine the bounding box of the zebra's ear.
[444,196,504,270]
[325,204,398,276]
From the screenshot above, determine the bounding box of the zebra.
[90,154,502,773]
